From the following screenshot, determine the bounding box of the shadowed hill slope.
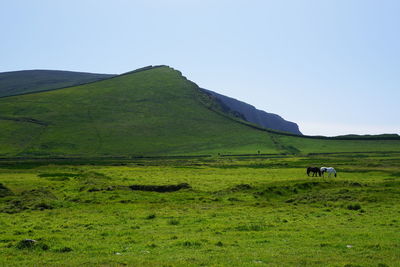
[201,88,302,135]
[0,66,399,158]
[0,70,115,98]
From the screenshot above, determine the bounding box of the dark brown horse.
[307,167,321,177]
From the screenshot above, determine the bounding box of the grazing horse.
[320,167,337,177]
[307,167,321,177]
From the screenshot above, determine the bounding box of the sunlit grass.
[0,153,399,266]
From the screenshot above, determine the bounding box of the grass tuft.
[15,239,49,251]
[146,214,156,220]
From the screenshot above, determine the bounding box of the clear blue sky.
[1,0,399,136]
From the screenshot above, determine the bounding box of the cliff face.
[201,88,302,135]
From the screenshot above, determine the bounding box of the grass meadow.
[0,152,399,266]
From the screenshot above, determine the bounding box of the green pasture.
[0,153,399,266]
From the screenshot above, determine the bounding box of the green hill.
[0,67,303,135]
[0,70,114,98]
[0,66,399,158]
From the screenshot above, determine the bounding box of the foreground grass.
[0,153,399,266]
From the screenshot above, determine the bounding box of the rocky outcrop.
[201,88,302,135]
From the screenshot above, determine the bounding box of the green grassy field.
[1,65,399,266]
[1,152,399,266]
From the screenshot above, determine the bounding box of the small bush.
[15,239,49,250]
[347,203,362,211]
[146,214,156,220]
[15,239,36,249]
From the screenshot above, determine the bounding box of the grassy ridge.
[0,66,399,158]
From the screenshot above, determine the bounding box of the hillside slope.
[0,68,302,135]
[0,67,278,157]
[202,88,302,135]
[0,70,114,98]
[0,66,399,158]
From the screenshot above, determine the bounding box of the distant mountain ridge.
[0,70,115,98]
[201,89,302,135]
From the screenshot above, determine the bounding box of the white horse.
[320,167,337,177]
